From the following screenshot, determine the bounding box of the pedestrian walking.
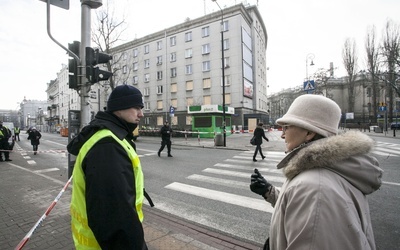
[252,122,269,162]
[0,121,12,162]
[250,94,383,250]
[158,121,173,157]
[14,126,20,141]
[67,85,150,249]
[27,127,41,155]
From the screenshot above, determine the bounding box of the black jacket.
[67,111,147,250]
[160,125,172,141]
[253,126,269,145]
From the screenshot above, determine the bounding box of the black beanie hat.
[107,85,144,112]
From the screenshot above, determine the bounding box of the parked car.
[391,122,400,130]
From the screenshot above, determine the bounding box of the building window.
[157,85,163,94]
[133,62,138,71]
[171,83,177,93]
[223,39,230,50]
[203,95,211,105]
[185,48,192,58]
[157,56,163,65]
[144,101,150,110]
[224,57,230,68]
[143,87,150,96]
[202,61,210,72]
[144,59,150,68]
[144,73,150,82]
[144,117,150,125]
[202,44,210,55]
[225,93,231,105]
[133,48,138,57]
[185,64,192,75]
[170,52,176,62]
[144,44,149,54]
[157,101,163,110]
[122,65,127,74]
[157,41,162,50]
[157,116,164,125]
[171,99,177,109]
[170,36,176,46]
[224,75,231,86]
[186,80,193,91]
[223,20,229,32]
[171,116,178,125]
[203,78,211,89]
[157,71,163,80]
[170,68,177,78]
[185,31,192,42]
[133,76,138,84]
[122,53,127,60]
[202,26,210,37]
[186,115,192,125]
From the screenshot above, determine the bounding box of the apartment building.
[110,3,268,131]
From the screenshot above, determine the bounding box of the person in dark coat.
[158,121,173,157]
[27,127,41,155]
[67,85,149,250]
[0,121,12,161]
[252,122,269,162]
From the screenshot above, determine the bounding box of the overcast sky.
[1,0,399,110]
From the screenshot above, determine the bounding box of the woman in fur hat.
[250,94,383,250]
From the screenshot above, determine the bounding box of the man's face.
[115,106,144,124]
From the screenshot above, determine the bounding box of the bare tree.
[92,0,128,91]
[381,19,400,123]
[365,25,380,123]
[342,38,358,112]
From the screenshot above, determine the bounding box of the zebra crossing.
[372,142,400,157]
[164,142,399,213]
[165,150,286,215]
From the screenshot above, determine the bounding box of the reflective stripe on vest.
[70,129,144,249]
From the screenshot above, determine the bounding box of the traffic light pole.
[80,3,92,128]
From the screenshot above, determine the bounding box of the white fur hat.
[276,94,342,137]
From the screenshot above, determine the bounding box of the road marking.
[203,168,286,183]
[165,182,274,213]
[7,163,66,186]
[34,168,60,173]
[383,181,400,186]
[27,160,36,165]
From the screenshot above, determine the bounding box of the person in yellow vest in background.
[67,85,149,249]
[14,126,20,141]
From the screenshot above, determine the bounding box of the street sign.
[39,0,69,10]
[303,80,315,91]
[379,106,387,111]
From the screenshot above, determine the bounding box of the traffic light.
[68,41,80,89]
[85,47,113,84]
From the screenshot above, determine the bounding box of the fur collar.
[277,131,375,180]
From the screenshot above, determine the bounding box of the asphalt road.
[2,130,399,249]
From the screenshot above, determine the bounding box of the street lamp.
[212,0,226,147]
[305,53,315,80]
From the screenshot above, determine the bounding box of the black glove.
[250,168,272,196]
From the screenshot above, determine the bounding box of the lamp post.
[305,53,315,80]
[212,0,226,147]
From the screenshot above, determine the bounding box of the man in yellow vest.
[67,85,148,249]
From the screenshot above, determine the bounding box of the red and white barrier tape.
[15,176,73,250]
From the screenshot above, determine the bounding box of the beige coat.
[266,131,383,250]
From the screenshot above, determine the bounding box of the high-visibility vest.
[70,129,144,249]
[14,127,20,133]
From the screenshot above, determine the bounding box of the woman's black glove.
[250,168,272,196]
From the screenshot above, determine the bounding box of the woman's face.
[281,125,315,152]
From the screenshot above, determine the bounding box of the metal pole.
[80,3,92,128]
[213,0,226,147]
